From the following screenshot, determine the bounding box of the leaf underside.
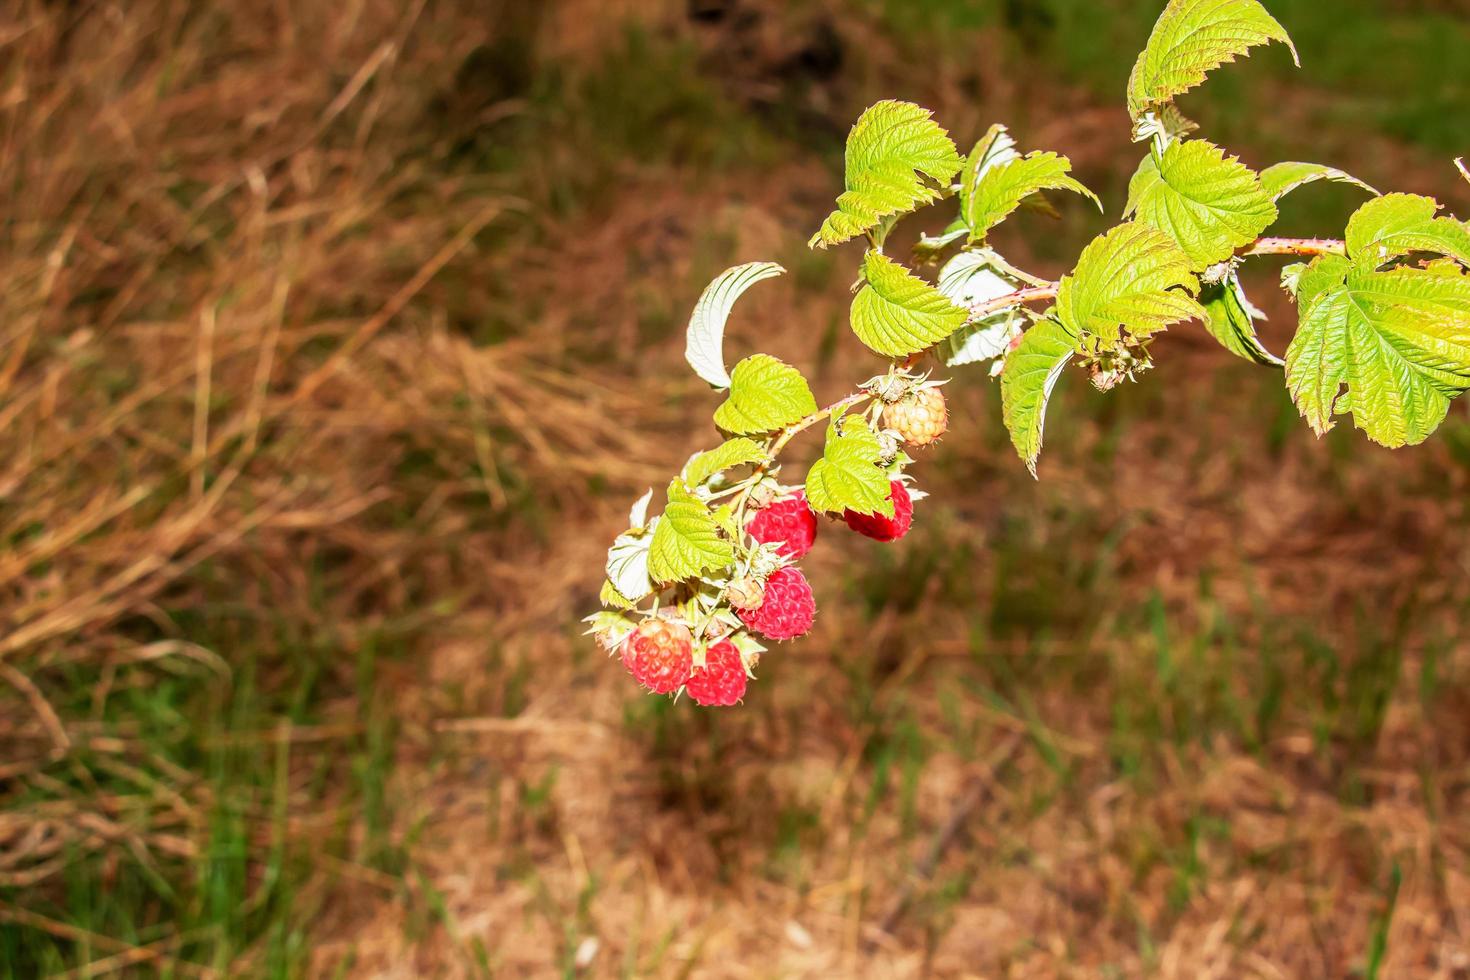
[685,262,786,389]
[936,253,1021,368]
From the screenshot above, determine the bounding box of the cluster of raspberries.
[618,480,915,706]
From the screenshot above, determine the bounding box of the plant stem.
[967,283,1059,319]
[1244,237,1347,257]
[732,393,872,524]
[770,393,871,456]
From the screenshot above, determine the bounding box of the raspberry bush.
[587,0,1470,706]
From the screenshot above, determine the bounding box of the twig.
[768,393,871,456]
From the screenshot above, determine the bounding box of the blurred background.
[1,0,1468,976]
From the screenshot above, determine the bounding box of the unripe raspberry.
[736,566,815,641]
[747,481,779,509]
[881,388,948,446]
[844,480,913,542]
[746,491,818,560]
[724,575,766,611]
[685,640,748,707]
[620,619,693,694]
[871,374,909,403]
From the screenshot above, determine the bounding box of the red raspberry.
[620,619,693,694]
[685,640,748,707]
[746,492,818,559]
[844,480,913,542]
[736,566,815,641]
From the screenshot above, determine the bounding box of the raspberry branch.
[592,28,1467,710]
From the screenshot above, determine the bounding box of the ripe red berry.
[620,619,693,694]
[844,480,913,542]
[746,491,818,559]
[882,388,948,446]
[736,566,815,641]
[685,640,748,707]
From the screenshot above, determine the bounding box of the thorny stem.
[769,393,871,456]
[1245,237,1347,258]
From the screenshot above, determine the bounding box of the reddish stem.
[1244,237,1347,257]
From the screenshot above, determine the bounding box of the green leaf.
[598,581,638,611]
[1200,273,1282,366]
[583,609,638,642]
[804,415,894,517]
[711,503,740,541]
[1285,262,1470,447]
[961,150,1100,243]
[935,252,1022,368]
[1127,0,1297,120]
[850,250,969,357]
[811,100,963,249]
[1293,253,1352,308]
[713,355,818,435]
[1001,318,1076,476]
[1345,194,1470,269]
[647,482,736,584]
[1259,161,1378,202]
[1055,222,1205,346]
[1125,140,1277,269]
[682,438,770,488]
[685,262,785,389]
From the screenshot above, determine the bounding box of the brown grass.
[3,0,1470,977]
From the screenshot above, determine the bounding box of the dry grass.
[3,0,1470,976]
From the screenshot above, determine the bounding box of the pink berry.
[620,620,693,694]
[746,492,819,559]
[685,640,748,707]
[736,566,815,641]
[843,480,913,542]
